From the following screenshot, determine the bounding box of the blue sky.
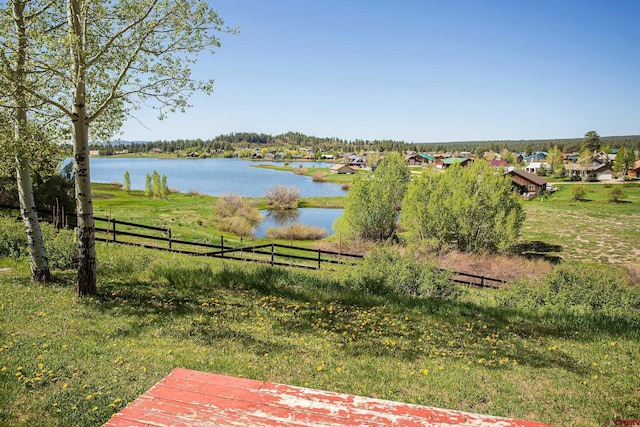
[119,0,640,143]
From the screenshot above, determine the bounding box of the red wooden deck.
[103,368,552,426]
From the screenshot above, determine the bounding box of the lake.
[83,157,346,198]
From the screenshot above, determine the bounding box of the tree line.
[85,132,640,157]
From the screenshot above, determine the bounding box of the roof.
[330,163,352,170]
[508,169,548,186]
[490,160,509,167]
[440,157,469,165]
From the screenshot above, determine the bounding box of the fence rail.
[92,216,363,270]
[1,204,506,287]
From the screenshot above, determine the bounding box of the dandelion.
[86,394,93,400]
[62,383,68,389]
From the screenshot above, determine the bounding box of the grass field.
[1,245,639,426]
[518,183,640,267]
[1,181,639,426]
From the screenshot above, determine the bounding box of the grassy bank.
[1,244,639,426]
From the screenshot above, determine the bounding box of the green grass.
[1,243,639,426]
[517,183,640,265]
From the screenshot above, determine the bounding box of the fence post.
[221,235,224,257]
[168,228,172,250]
[271,243,274,266]
[317,249,321,270]
[480,276,485,288]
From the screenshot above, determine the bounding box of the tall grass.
[264,223,327,240]
[264,185,299,209]
[213,193,262,237]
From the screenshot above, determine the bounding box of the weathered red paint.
[103,368,553,427]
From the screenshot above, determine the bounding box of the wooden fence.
[1,205,507,287]
[93,216,363,270]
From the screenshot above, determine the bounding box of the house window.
[529,185,535,191]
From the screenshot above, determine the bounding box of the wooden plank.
[104,369,553,427]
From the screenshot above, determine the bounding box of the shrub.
[0,217,27,258]
[293,168,308,175]
[264,224,327,240]
[311,171,327,182]
[571,185,587,201]
[607,186,626,203]
[214,193,262,237]
[349,246,460,299]
[498,262,640,322]
[0,218,76,269]
[401,161,525,253]
[265,185,300,209]
[41,223,77,269]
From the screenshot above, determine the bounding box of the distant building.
[507,170,547,195]
[435,157,472,169]
[330,164,358,174]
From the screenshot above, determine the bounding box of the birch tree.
[0,0,60,282]
[21,0,232,296]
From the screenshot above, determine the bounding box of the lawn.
[518,182,640,267]
[1,243,639,426]
[2,181,639,426]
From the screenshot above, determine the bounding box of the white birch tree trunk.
[12,0,50,283]
[68,0,96,296]
[15,156,51,282]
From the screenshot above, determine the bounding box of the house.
[564,162,615,181]
[524,162,550,175]
[330,164,358,174]
[513,153,524,164]
[348,154,367,168]
[507,170,547,195]
[406,153,435,166]
[435,157,472,169]
[148,147,163,154]
[629,160,640,178]
[89,150,101,156]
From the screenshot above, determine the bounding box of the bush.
[349,246,461,299]
[498,262,640,321]
[214,193,262,237]
[607,186,626,203]
[0,218,76,269]
[264,224,327,240]
[41,223,77,269]
[264,185,300,209]
[0,217,27,258]
[293,168,308,175]
[571,185,587,201]
[311,171,327,182]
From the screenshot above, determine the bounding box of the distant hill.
[92,132,640,155]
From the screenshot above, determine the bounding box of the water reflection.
[264,209,300,226]
[255,208,343,238]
